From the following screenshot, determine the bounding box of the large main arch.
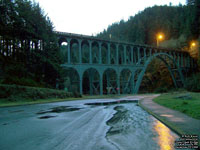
[134,53,185,93]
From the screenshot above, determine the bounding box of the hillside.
[97,4,200,53]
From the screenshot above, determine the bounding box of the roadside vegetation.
[153,92,200,120]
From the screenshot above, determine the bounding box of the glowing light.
[154,121,177,150]
[156,33,164,47]
[191,42,196,47]
[158,35,163,40]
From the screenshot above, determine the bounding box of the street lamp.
[157,33,164,47]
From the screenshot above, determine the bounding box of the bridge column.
[89,40,92,64]
[116,44,119,65]
[89,70,94,95]
[131,46,133,65]
[106,72,110,94]
[123,45,127,64]
[149,48,152,57]
[67,38,71,64]
[134,47,136,64]
[100,73,103,95]
[144,48,146,60]
[79,74,83,95]
[181,53,183,67]
[117,72,120,95]
[107,43,111,64]
[137,47,140,63]
[78,39,82,64]
[98,42,102,64]
[177,53,180,67]
[131,72,135,94]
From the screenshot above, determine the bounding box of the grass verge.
[153,92,200,120]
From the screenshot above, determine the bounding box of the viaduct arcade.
[56,31,196,95]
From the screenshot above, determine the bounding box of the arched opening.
[135,53,184,94]
[118,45,124,64]
[103,68,117,94]
[61,68,80,93]
[101,43,108,64]
[126,46,131,64]
[110,44,116,64]
[120,69,132,94]
[58,37,68,63]
[71,39,79,63]
[82,40,89,63]
[92,41,99,64]
[82,68,100,95]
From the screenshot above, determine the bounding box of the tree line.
[0,0,62,88]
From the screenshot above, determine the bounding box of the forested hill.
[97,4,200,49]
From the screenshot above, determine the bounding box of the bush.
[185,73,200,92]
[0,84,75,102]
[154,87,169,93]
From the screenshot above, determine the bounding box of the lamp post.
[157,33,164,47]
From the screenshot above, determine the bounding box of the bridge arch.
[62,67,80,93]
[92,41,99,64]
[120,68,133,94]
[134,52,185,93]
[103,68,118,94]
[82,40,89,63]
[70,39,79,63]
[82,68,100,95]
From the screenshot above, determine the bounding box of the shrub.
[185,73,200,92]
[0,84,75,102]
[154,87,168,93]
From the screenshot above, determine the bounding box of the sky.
[34,0,186,36]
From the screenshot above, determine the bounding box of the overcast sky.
[34,0,186,35]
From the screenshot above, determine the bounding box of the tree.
[0,0,61,88]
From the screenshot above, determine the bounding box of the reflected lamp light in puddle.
[154,120,177,150]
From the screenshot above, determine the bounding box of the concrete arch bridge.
[56,31,196,95]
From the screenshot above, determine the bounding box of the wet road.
[0,98,179,150]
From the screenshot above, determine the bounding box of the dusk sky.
[34,0,186,35]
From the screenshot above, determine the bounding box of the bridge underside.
[57,31,196,95]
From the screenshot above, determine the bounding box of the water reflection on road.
[154,120,177,150]
[0,99,179,150]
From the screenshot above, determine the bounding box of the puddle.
[9,110,24,113]
[37,106,82,114]
[106,106,129,136]
[38,115,57,119]
[2,123,9,126]
[85,100,138,106]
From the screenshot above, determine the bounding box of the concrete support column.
[100,73,103,95]
[188,56,190,68]
[78,39,82,64]
[144,48,146,60]
[117,73,120,95]
[134,47,136,64]
[137,47,140,63]
[131,46,133,65]
[181,53,183,67]
[123,45,127,64]
[177,53,180,67]
[107,43,111,64]
[89,71,93,95]
[106,72,110,94]
[79,74,83,95]
[67,38,71,64]
[89,41,92,64]
[98,42,102,64]
[116,44,119,65]
[131,72,135,94]
[149,48,152,57]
